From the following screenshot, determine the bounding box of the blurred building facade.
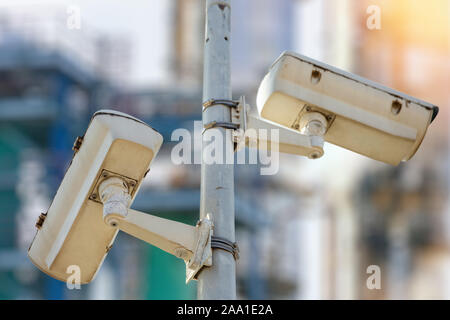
[354,0,450,299]
[0,4,136,299]
[0,0,448,300]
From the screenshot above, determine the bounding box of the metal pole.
[198,0,236,299]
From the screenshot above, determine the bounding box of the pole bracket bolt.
[185,214,214,283]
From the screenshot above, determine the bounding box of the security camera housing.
[28,110,163,284]
[256,51,439,165]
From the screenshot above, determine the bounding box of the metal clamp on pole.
[211,236,239,260]
[185,214,214,283]
[203,120,240,131]
[202,99,239,111]
[203,99,242,133]
[203,97,247,153]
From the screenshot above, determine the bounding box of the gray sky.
[1,0,171,88]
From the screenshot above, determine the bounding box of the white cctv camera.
[255,51,439,165]
[28,110,163,283]
[28,110,213,284]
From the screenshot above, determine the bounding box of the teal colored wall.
[142,211,198,300]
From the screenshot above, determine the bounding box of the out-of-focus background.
[0,0,448,299]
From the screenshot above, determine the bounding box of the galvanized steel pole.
[198,0,236,299]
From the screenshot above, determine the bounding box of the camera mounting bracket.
[98,177,213,283]
[231,96,327,159]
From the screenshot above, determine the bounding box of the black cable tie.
[203,99,239,111]
[203,121,239,131]
[211,236,240,260]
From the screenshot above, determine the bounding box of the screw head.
[310,152,320,159]
[311,70,322,84]
[391,100,402,115]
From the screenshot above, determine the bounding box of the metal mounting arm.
[232,96,326,159]
[97,177,213,283]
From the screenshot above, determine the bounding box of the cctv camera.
[256,51,439,165]
[28,110,163,284]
